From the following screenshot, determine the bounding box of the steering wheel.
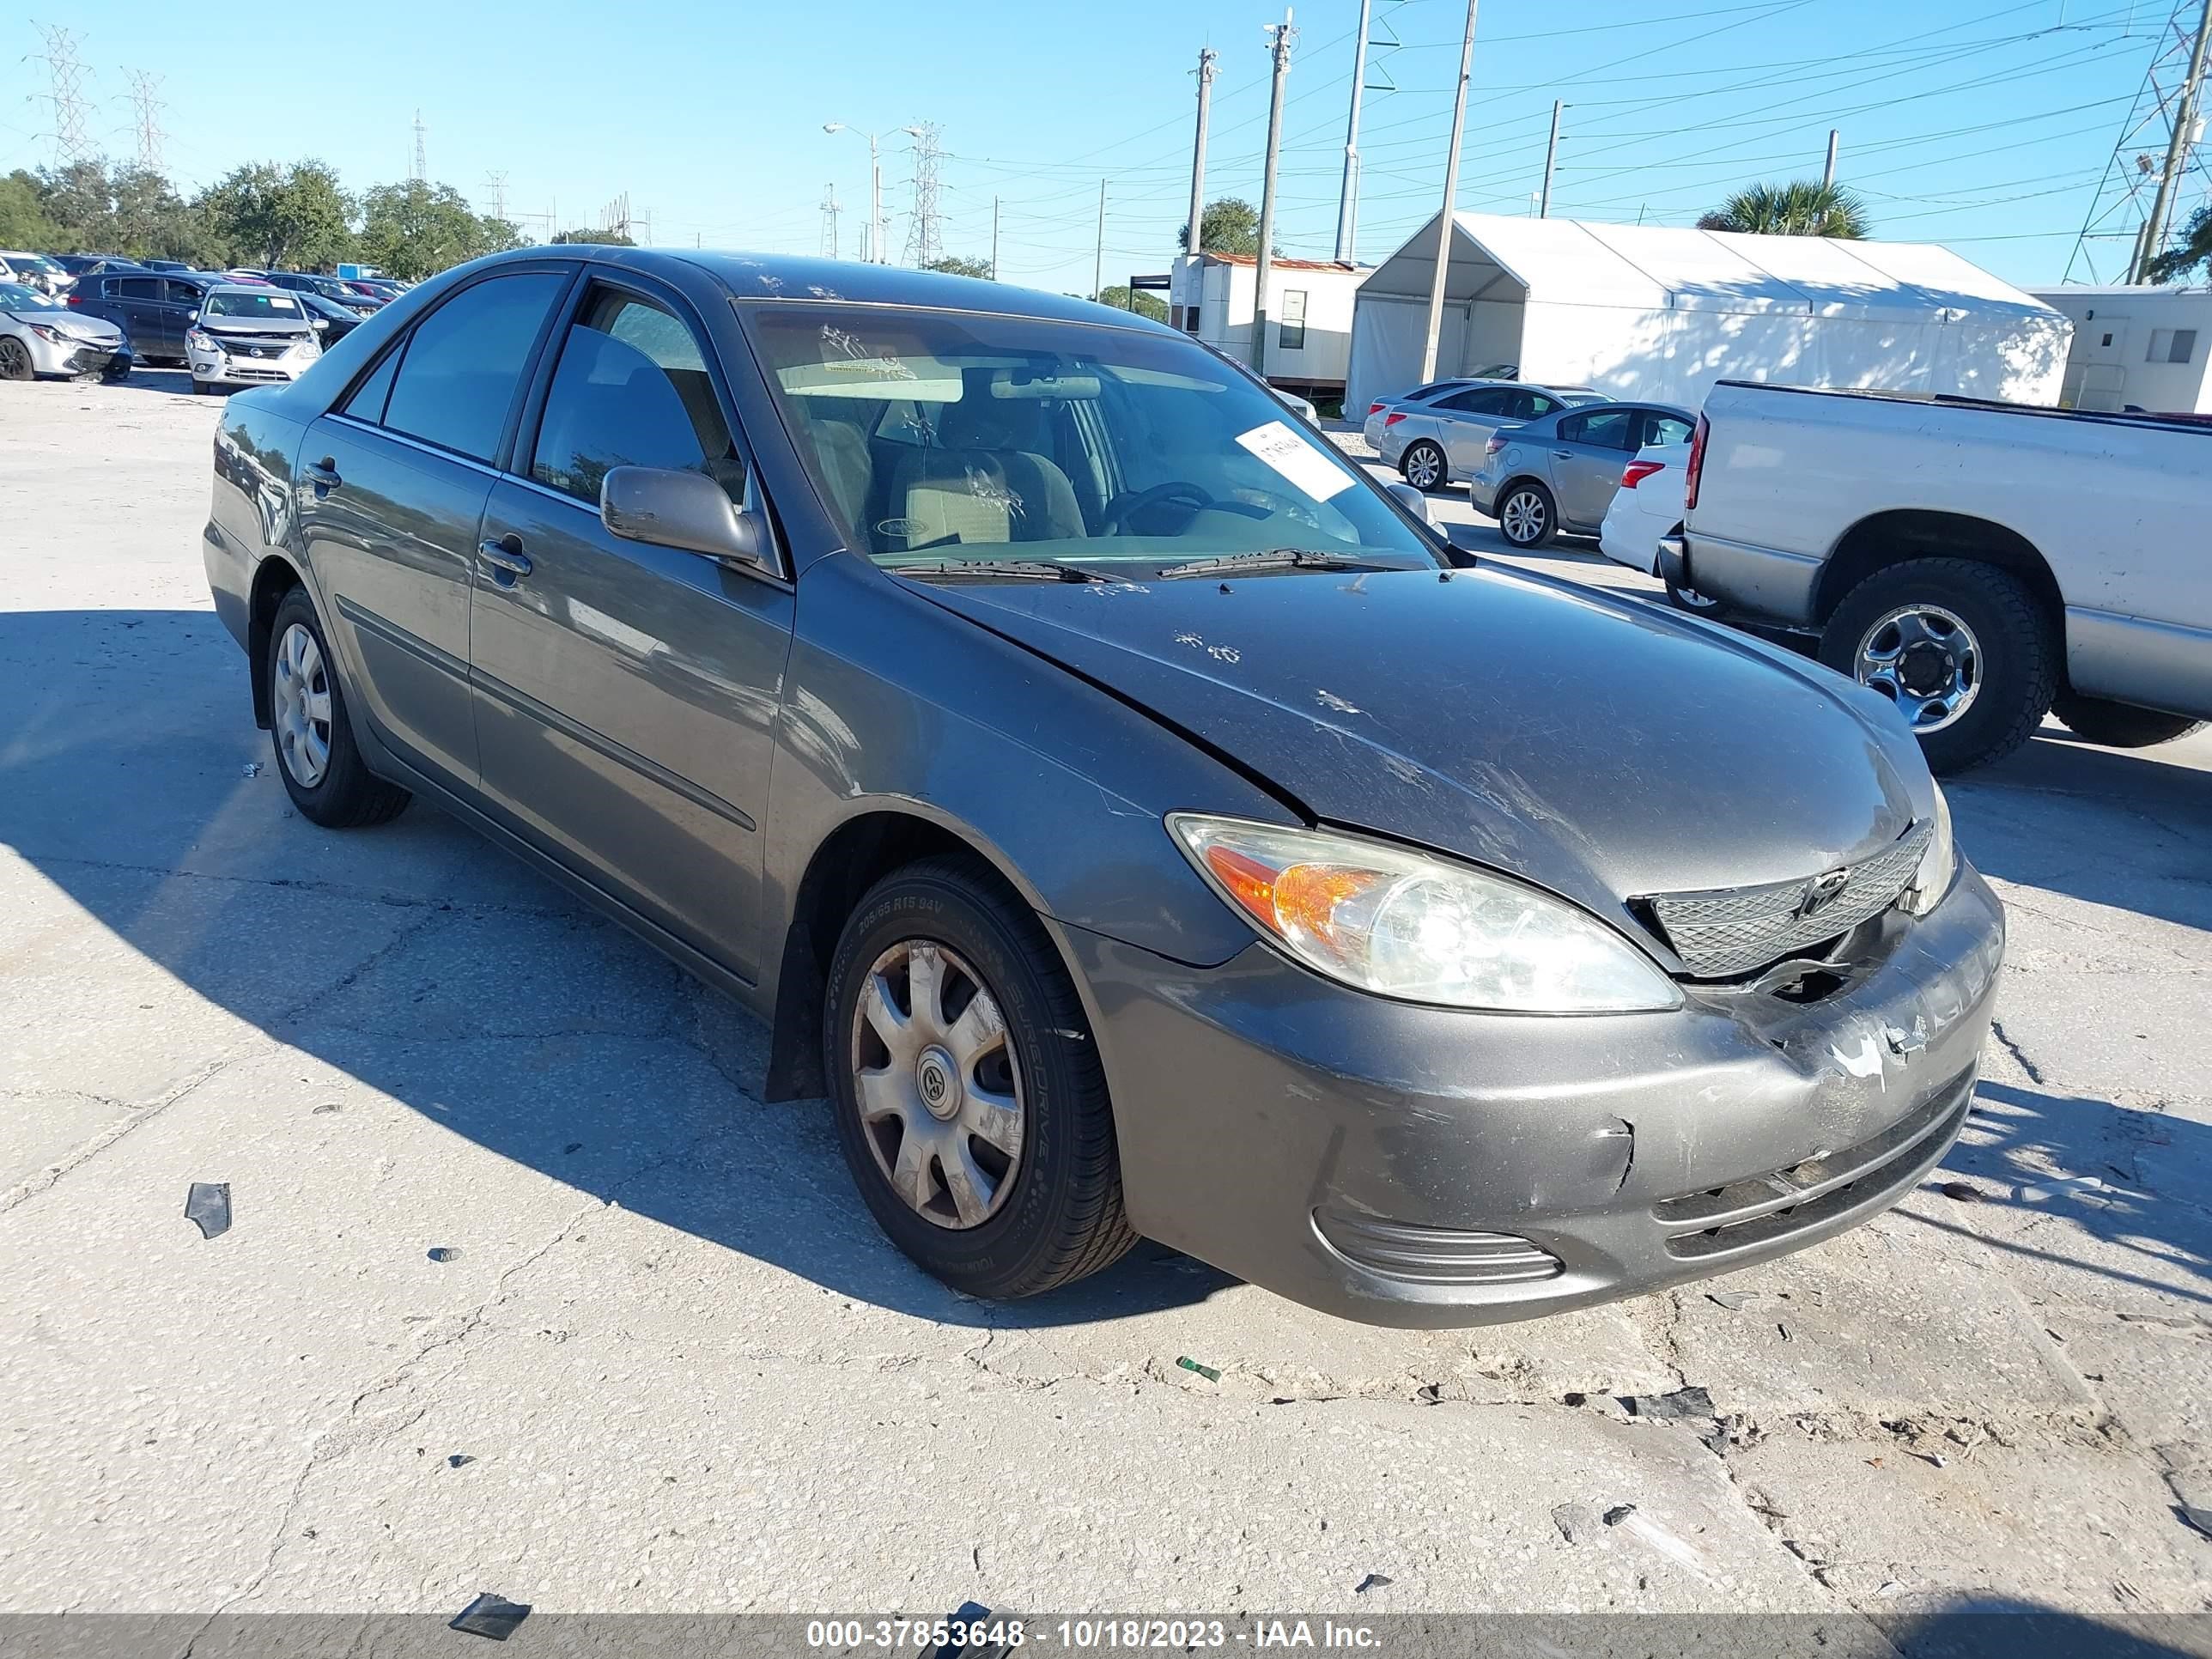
[1103,480,1213,535]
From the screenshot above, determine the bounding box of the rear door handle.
[1552,449,1574,459]
[303,457,342,493]
[477,537,533,583]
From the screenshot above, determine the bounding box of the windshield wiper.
[1152,548,1400,580]
[894,557,1114,584]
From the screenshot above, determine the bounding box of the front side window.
[164,280,205,307]
[531,286,743,506]
[380,271,566,463]
[752,304,1436,570]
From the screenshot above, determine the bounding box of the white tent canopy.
[1345,213,2070,415]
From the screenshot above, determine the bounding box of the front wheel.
[0,337,33,380]
[2051,691,2206,749]
[1819,557,2055,775]
[824,858,1136,1300]
[265,587,412,827]
[1399,441,1447,493]
[1497,480,1556,549]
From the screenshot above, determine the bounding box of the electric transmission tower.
[122,70,165,173]
[411,110,428,181]
[26,23,94,167]
[821,183,842,258]
[2065,0,2212,283]
[902,121,944,267]
[484,170,508,222]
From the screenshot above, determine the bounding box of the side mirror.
[1384,480,1433,526]
[186,310,200,324]
[601,465,765,568]
[312,317,329,331]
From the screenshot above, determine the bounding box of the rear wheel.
[1820,557,2055,775]
[265,587,411,827]
[1664,578,1723,614]
[2051,692,2206,749]
[0,337,33,380]
[1399,441,1447,493]
[1497,480,1556,549]
[825,858,1136,1300]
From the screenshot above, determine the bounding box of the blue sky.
[3,0,2191,290]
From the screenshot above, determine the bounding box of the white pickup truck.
[1667,381,2210,773]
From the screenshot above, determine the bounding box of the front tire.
[824,857,1136,1300]
[0,337,33,380]
[265,587,411,828]
[1399,441,1447,493]
[1497,480,1556,549]
[1820,557,2055,775]
[2051,691,2206,749]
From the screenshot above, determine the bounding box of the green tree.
[1696,180,1871,238]
[107,166,220,263]
[1176,197,1279,257]
[2144,204,2212,284]
[1096,283,1168,321]
[0,171,59,248]
[195,161,355,268]
[552,228,634,246]
[358,179,523,279]
[923,253,993,279]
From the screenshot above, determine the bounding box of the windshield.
[752,305,1437,572]
[9,253,62,275]
[0,281,62,312]
[203,289,304,321]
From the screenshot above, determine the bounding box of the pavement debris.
[1352,1572,1393,1594]
[1940,1181,1981,1202]
[2183,1506,2212,1540]
[182,1182,231,1240]
[1551,1503,1601,1545]
[1706,1290,1755,1309]
[240,762,261,777]
[1620,1385,1715,1423]
[427,1248,462,1263]
[1176,1356,1221,1382]
[447,1454,475,1468]
[450,1593,532,1641]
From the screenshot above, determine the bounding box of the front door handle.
[478,537,533,584]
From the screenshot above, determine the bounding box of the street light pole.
[824,122,888,263]
[1419,0,1480,383]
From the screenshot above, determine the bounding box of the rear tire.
[2051,692,2206,749]
[1820,557,2055,775]
[1664,577,1723,614]
[1497,480,1557,549]
[824,857,1136,1300]
[264,587,411,828]
[1399,441,1447,493]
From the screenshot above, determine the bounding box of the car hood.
[11,309,118,343]
[908,563,1931,932]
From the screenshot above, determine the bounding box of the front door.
[295,267,570,789]
[469,276,793,981]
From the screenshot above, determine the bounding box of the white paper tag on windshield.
[1235,420,1355,501]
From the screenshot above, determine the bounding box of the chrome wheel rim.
[850,939,1024,1231]
[1405,446,1441,489]
[1856,603,1981,733]
[1501,489,1546,544]
[271,623,332,787]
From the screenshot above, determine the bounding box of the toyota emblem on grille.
[1795,867,1852,920]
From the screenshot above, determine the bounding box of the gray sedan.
[1473,401,1697,548]
[200,249,1999,1327]
[0,281,130,381]
[1376,380,1602,490]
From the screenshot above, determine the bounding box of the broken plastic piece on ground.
[1706,1289,1754,1309]
[1352,1572,1393,1594]
[2182,1506,2212,1539]
[1940,1181,1980,1201]
[1602,1504,1638,1527]
[450,1593,531,1641]
[184,1182,231,1240]
[932,1602,1012,1659]
[1176,1356,1221,1382]
[427,1247,461,1262]
[447,1454,475,1468]
[1620,1385,1715,1423]
[241,762,262,777]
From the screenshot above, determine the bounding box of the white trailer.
[2030,284,2212,413]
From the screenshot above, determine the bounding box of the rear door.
[1433,386,1517,472]
[295,264,572,790]
[1550,405,1641,527]
[100,276,161,348]
[469,270,794,981]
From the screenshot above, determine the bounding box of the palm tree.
[1697,180,1873,239]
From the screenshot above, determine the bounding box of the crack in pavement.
[12,850,580,921]
[1988,1019,2046,1085]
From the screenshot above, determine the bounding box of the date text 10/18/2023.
[805,1620,1383,1651]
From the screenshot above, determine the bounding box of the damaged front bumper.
[1067,861,2004,1327]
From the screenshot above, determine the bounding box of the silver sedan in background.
[1376,381,1602,491]
[0,280,131,381]
[1472,401,1695,548]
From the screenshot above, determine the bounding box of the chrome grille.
[1641,821,1931,978]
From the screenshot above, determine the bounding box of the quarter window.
[530,286,744,506]
[380,271,566,463]
[1644,413,1693,447]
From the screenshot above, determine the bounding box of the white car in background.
[185,284,321,393]
[1596,439,1719,614]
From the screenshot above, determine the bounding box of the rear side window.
[380,271,565,463]
[1563,408,1637,449]
[1644,412,1693,447]
[1441,387,1511,415]
[530,286,743,505]
[115,276,158,301]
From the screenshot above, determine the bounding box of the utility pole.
[1093,179,1108,301]
[1252,8,1297,375]
[1539,100,1562,217]
[411,110,428,182]
[123,69,165,173]
[1186,46,1219,256]
[27,25,94,167]
[1823,129,1840,190]
[991,195,1001,280]
[1419,0,1480,383]
[2136,0,2212,278]
[1335,0,1374,261]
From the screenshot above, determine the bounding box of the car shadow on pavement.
[0,606,1234,1328]
[1883,1598,2210,1658]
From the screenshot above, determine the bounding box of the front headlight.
[1169,814,1680,1013]
[1902,784,1956,917]
[186,329,217,353]
[27,321,70,343]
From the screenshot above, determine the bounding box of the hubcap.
[1856,604,1981,733]
[1502,489,1545,543]
[850,940,1024,1230]
[1407,447,1439,488]
[271,622,332,787]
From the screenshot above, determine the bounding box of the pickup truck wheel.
[1399,441,1447,493]
[2051,692,2206,749]
[265,588,412,827]
[1497,481,1556,548]
[1664,578,1723,614]
[825,857,1137,1300]
[1820,558,2055,775]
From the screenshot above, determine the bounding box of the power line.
[26,23,94,167]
